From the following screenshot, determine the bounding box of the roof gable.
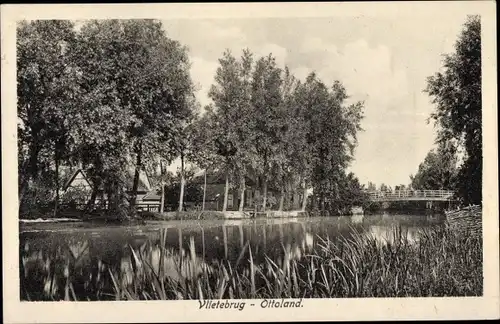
[62,169,91,191]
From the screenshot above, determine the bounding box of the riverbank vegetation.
[20,223,482,301]
[412,15,482,206]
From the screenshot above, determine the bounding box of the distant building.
[188,169,305,211]
[60,168,161,210]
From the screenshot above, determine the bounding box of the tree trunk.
[178,153,185,212]
[301,180,308,212]
[18,160,31,208]
[19,179,28,209]
[29,140,40,185]
[202,168,207,211]
[160,184,165,213]
[117,184,129,220]
[320,192,325,214]
[262,179,268,212]
[107,179,123,215]
[238,175,245,212]
[81,180,99,216]
[278,187,285,212]
[222,225,228,259]
[21,140,41,208]
[158,160,166,213]
[106,187,114,211]
[222,168,229,212]
[53,149,60,218]
[261,153,268,212]
[130,144,142,209]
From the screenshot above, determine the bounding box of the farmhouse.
[61,168,161,210]
[189,169,305,211]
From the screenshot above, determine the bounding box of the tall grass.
[20,226,482,300]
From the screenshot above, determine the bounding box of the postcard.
[2,2,498,323]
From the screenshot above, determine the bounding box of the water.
[19,213,445,300]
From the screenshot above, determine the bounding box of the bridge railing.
[365,189,454,200]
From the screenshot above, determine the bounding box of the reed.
[20,225,482,300]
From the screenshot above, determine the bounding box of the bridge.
[366,189,455,202]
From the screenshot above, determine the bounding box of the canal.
[20,213,445,300]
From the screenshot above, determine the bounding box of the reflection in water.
[20,214,444,300]
[351,214,364,224]
[120,238,214,287]
[365,225,420,245]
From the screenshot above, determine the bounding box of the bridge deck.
[366,189,454,202]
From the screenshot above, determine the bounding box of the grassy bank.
[20,210,309,223]
[20,224,482,300]
[141,210,310,221]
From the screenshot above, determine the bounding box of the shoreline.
[18,207,449,223]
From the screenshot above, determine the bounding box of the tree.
[287,78,315,211]
[425,15,481,205]
[163,166,203,211]
[233,49,255,212]
[297,73,364,214]
[410,140,458,190]
[188,112,221,211]
[379,183,390,192]
[70,19,195,216]
[172,115,202,213]
[208,50,253,212]
[337,172,369,214]
[271,66,300,212]
[249,54,284,212]
[17,20,78,212]
[146,160,175,213]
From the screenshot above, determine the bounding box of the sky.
[160,15,469,187]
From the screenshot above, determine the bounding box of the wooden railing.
[49,202,162,213]
[366,189,455,201]
[135,202,162,212]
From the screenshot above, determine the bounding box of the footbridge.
[366,189,455,202]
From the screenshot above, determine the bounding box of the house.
[188,169,305,211]
[60,168,161,211]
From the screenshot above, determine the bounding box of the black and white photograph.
[2,2,498,323]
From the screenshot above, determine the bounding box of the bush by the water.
[20,225,482,301]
